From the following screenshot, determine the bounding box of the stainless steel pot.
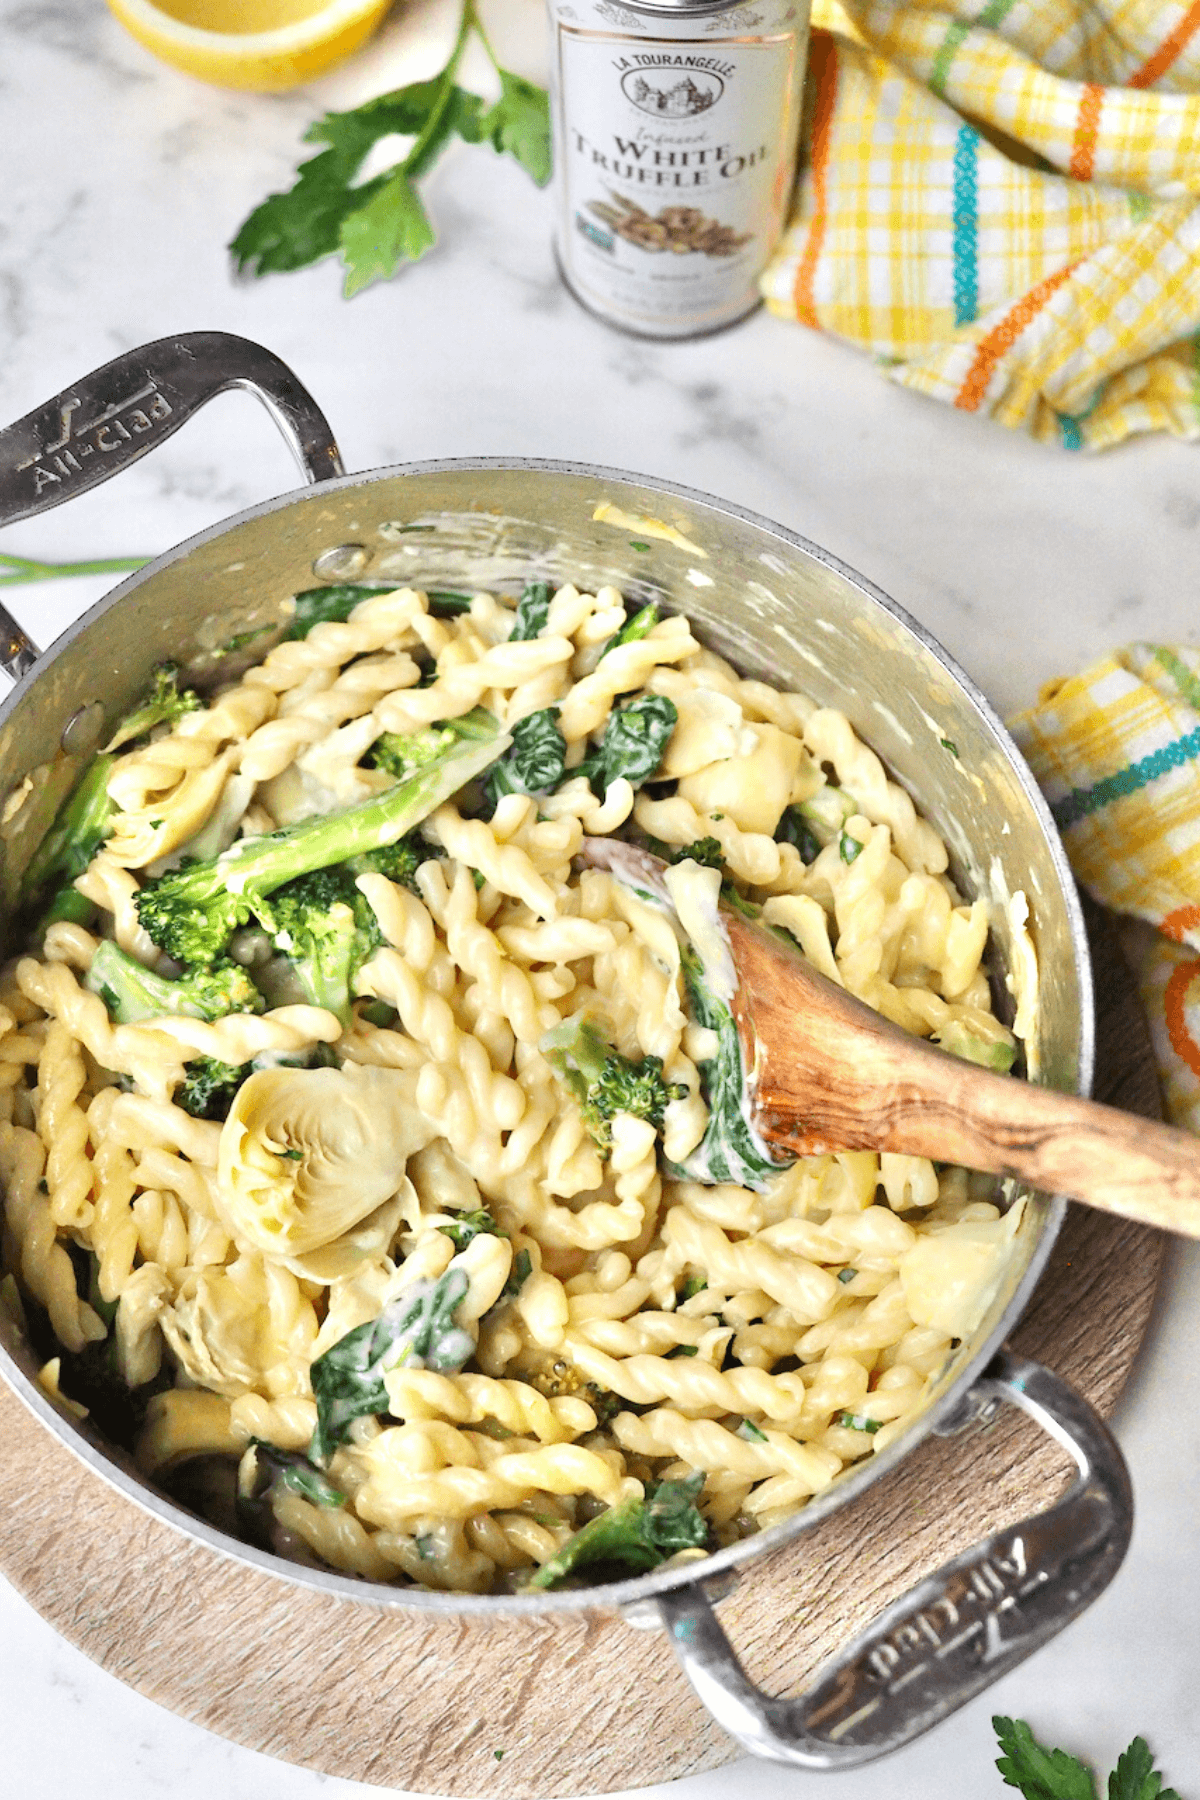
[0,333,1131,1771]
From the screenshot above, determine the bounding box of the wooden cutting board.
[0,907,1167,1799]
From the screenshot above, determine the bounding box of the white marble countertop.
[1,0,1199,1794]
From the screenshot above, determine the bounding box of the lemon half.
[106,0,393,91]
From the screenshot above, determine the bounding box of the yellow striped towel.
[1011,645,1200,1127]
[762,0,1200,448]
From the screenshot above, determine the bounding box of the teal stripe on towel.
[952,124,979,328]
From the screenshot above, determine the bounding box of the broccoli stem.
[19,754,114,911]
[137,721,509,964]
[85,939,264,1023]
[104,663,200,752]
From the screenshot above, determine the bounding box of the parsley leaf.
[992,1719,1180,1800]
[340,168,435,295]
[229,1,551,296]
[477,69,552,185]
[1109,1737,1181,1800]
[994,1717,1099,1800]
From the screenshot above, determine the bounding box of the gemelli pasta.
[0,578,1030,1594]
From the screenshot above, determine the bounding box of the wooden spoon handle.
[725,910,1200,1238]
[763,1051,1200,1237]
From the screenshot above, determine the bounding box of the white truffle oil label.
[551,3,807,338]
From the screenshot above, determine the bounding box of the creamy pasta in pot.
[0,578,1028,1593]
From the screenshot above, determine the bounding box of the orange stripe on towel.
[1164,959,1200,1079]
[1129,0,1200,86]
[1070,83,1104,179]
[1162,903,1200,943]
[793,31,839,330]
[954,262,1081,412]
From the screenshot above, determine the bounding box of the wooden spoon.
[583,840,1200,1239]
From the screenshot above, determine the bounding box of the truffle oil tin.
[548,0,809,338]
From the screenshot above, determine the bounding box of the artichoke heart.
[216,1064,437,1264]
[158,1268,265,1399]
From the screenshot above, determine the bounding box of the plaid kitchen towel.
[1011,644,1200,1125]
[761,0,1200,447]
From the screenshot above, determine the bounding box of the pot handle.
[656,1351,1132,1769]
[0,332,344,677]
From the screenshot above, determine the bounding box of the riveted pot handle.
[0,333,344,678]
[657,1351,1133,1770]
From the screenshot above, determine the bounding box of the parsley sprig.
[993,1717,1181,1800]
[230,0,551,297]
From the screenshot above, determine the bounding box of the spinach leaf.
[496,1247,533,1307]
[674,835,723,869]
[776,806,822,865]
[286,584,384,639]
[598,695,677,787]
[246,1440,346,1507]
[529,1473,708,1589]
[310,1265,474,1461]
[427,590,475,616]
[509,580,553,641]
[668,944,792,1192]
[289,584,474,641]
[484,708,568,813]
[575,694,678,796]
[795,784,857,848]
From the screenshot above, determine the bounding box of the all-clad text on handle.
[0,332,345,680]
[0,332,343,529]
[657,1352,1132,1769]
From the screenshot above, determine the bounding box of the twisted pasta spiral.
[0,575,1031,1597]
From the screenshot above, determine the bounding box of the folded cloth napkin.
[1011,645,1200,1127]
[761,0,1200,448]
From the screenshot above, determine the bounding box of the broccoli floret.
[644,835,724,871]
[368,706,498,780]
[346,830,433,896]
[175,1057,251,1121]
[526,1357,621,1427]
[19,754,115,920]
[436,1209,509,1252]
[255,867,382,1026]
[528,1473,709,1589]
[542,1018,685,1157]
[105,662,201,752]
[85,939,263,1024]
[135,718,507,964]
